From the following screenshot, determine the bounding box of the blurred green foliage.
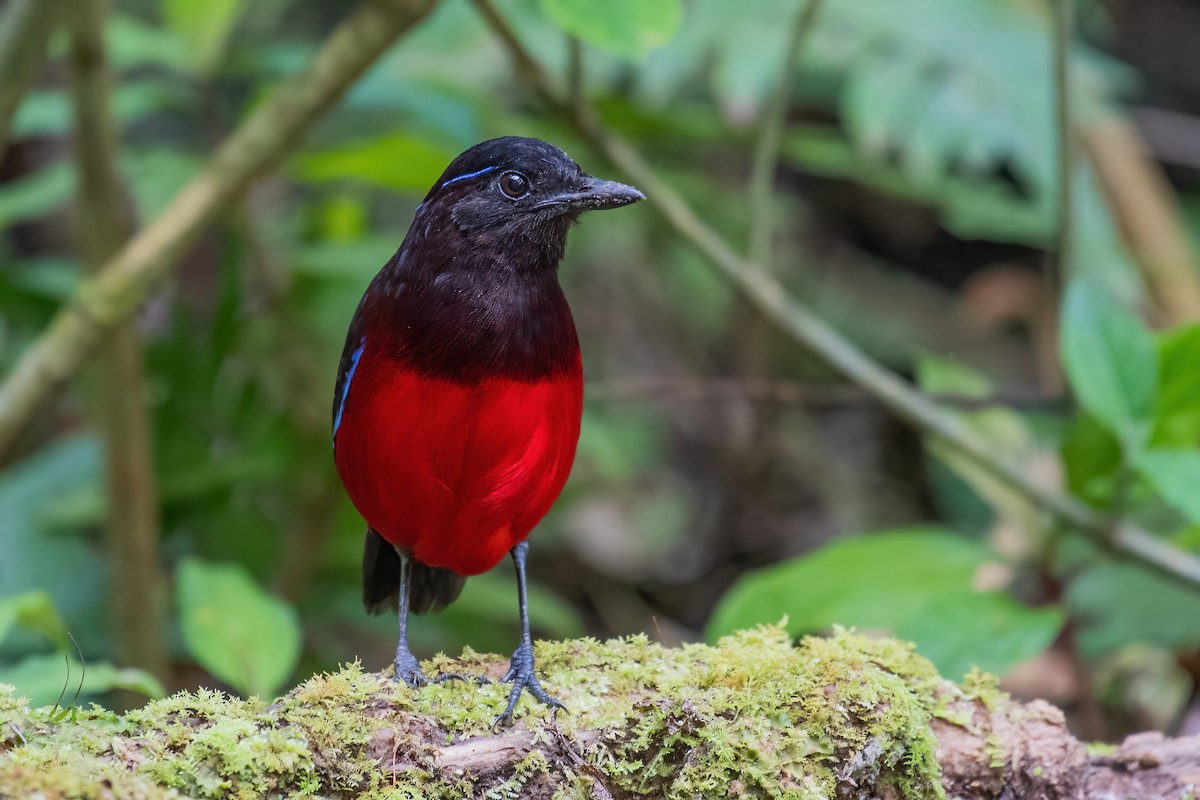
[177,559,301,698]
[0,590,163,706]
[707,527,1064,679]
[541,0,682,60]
[0,0,1198,742]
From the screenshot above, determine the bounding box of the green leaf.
[706,528,1063,678]
[291,134,456,193]
[1061,412,1122,507]
[1060,280,1157,453]
[1152,324,1200,447]
[0,592,68,650]
[1067,564,1200,656]
[0,655,164,708]
[1136,449,1200,525]
[162,0,245,75]
[0,257,79,302]
[843,50,926,160]
[540,0,682,60]
[177,559,300,698]
[1063,325,1200,511]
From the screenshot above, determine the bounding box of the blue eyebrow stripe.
[333,338,366,443]
[441,165,498,188]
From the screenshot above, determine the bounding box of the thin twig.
[473,0,1200,591]
[68,0,167,683]
[566,36,583,116]
[548,717,614,800]
[1050,0,1073,290]
[0,0,62,153]
[0,0,438,457]
[585,377,1065,412]
[746,0,821,268]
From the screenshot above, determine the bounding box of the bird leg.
[493,541,566,726]
[392,554,429,688]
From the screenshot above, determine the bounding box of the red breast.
[334,337,583,575]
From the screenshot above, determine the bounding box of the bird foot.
[492,642,566,727]
[392,648,429,688]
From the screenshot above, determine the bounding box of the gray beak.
[540,178,646,213]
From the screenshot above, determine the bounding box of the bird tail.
[362,528,466,615]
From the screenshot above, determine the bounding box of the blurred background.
[2,0,1200,745]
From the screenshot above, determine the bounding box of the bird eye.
[498,171,530,199]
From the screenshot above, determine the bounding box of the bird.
[331,136,644,724]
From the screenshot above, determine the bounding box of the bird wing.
[331,291,372,443]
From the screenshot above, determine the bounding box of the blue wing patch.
[333,338,366,441]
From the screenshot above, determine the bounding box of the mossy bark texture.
[1,629,1196,799]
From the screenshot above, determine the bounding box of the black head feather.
[337,136,643,387]
[418,136,644,242]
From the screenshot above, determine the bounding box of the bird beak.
[541,178,646,213]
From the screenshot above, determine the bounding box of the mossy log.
[1,628,1196,799]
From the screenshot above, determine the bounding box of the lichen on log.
[0,627,1196,799]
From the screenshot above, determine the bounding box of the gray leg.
[493,541,565,726]
[393,554,428,687]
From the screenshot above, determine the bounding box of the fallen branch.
[472,0,1200,592]
[1,630,1195,799]
[0,0,438,457]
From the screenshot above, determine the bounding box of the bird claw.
[392,650,429,688]
[492,643,566,728]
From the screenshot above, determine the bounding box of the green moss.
[0,628,987,799]
[1085,741,1117,757]
[959,667,1005,712]
[984,733,1006,770]
[0,683,29,750]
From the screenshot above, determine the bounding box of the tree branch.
[2,631,1197,799]
[0,0,61,154]
[472,0,1200,591]
[0,0,438,457]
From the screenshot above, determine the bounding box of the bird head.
[418,137,644,242]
